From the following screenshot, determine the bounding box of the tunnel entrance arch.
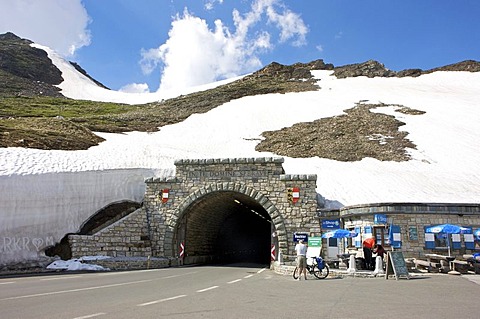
[143,157,319,266]
[172,186,280,265]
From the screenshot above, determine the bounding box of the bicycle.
[293,256,329,279]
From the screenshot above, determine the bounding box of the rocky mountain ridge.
[1,32,479,163]
[1,32,479,99]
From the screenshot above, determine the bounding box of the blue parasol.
[425,224,469,234]
[474,229,480,240]
[425,223,469,256]
[321,229,358,239]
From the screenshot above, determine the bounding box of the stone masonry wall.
[143,157,319,261]
[340,203,480,259]
[69,208,152,258]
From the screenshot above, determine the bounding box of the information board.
[385,251,410,280]
[308,237,322,247]
[408,226,418,241]
[293,233,308,243]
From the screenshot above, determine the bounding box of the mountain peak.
[0,32,31,43]
[0,32,63,97]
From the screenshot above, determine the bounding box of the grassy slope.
[0,61,321,150]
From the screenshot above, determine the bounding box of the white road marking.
[97,269,163,276]
[257,268,267,274]
[243,274,253,279]
[41,276,81,281]
[97,270,197,278]
[0,279,155,301]
[196,286,219,293]
[227,279,242,284]
[137,295,187,306]
[0,282,15,285]
[72,313,106,319]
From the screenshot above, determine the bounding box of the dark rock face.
[0,32,63,84]
[256,103,422,162]
[70,61,110,90]
[333,60,396,79]
[424,60,480,73]
[396,68,423,77]
[254,59,334,81]
[333,59,480,79]
[0,32,64,97]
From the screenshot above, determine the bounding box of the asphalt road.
[1,263,480,319]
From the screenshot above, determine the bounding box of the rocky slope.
[1,32,479,163]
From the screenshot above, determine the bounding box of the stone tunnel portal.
[175,190,273,265]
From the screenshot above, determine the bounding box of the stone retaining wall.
[69,208,152,258]
[83,257,178,271]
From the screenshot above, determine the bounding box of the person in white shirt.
[295,239,308,280]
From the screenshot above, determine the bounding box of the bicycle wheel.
[292,267,299,279]
[313,264,329,279]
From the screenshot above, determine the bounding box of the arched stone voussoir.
[173,182,286,233]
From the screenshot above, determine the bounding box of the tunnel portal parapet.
[144,157,319,263]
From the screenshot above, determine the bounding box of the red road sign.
[292,187,300,203]
[179,241,184,258]
[161,189,169,203]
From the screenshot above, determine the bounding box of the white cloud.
[262,1,307,46]
[141,0,308,92]
[119,83,150,94]
[0,0,91,57]
[205,0,224,11]
[316,45,324,52]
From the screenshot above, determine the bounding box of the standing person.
[295,239,308,280]
[362,238,375,270]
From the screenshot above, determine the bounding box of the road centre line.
[196,286,219,293]
[72,313,106,319]
[41,275,81,281]
[0,278,155,301]
[97,269,164,276]
[0,281,15,285]
[137,294,187,306]
[257,268,267,274]
[243,274,254,279]
[227,279,242,284]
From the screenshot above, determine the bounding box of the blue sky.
[1,0,480,92]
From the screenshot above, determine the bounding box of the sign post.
[179,241,185,265]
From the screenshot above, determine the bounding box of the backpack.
[316,257,325,269]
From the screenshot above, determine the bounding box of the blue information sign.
[293,233,309,243]
[374,214,387,224]
[322,219,340,229]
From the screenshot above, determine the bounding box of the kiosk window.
[373,227,390,247]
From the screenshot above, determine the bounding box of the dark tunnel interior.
[177,191,273,265]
